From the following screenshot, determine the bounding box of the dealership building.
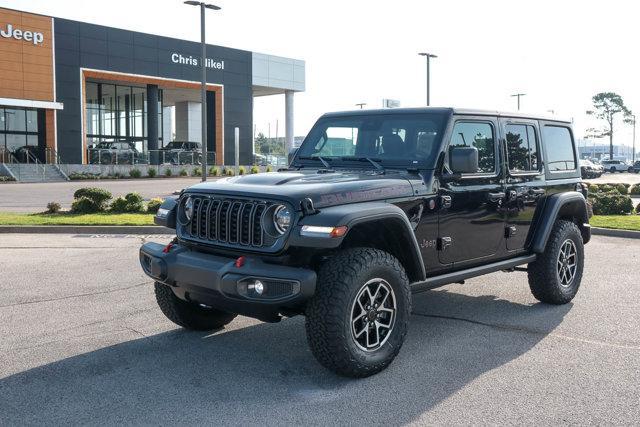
[0,6,305,168]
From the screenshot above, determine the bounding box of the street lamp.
[355,103,366,109]
[184,1,221,182]
[418,52,437,106]
[511,93,526,111]
[632,114,636,164]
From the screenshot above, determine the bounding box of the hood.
[186,169,433,209]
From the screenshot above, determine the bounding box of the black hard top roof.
[321,107,572,124]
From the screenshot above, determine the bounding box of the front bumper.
[139,242,317,322]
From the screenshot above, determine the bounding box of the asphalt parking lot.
[1,234,639,425]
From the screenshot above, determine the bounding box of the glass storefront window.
[85,81,164,163]
[0,107,40,158]
[6,109,26,132]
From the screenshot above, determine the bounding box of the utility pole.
[355,103,366,109]
[418,52,437,106]
[184,1,221,182]
[511,93,526,111]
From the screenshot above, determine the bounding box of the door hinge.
[505,225,517,238]
[437,236,452,251]
[440,195,452,209]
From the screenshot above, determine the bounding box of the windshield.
[164,141,183,149]
[294,112,448,169]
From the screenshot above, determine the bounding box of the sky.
[4,0,639,147]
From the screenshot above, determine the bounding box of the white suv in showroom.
[601,159,631,173]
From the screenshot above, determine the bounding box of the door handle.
[487,192,505,202]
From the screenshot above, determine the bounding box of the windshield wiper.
[298,155,332,169]
[341,156,384,172]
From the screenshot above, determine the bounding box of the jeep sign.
[0,23,44,45]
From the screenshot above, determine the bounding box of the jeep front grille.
[179,195,280,250]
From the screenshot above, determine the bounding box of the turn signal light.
[235,256,246,268]
[329,226,348,238]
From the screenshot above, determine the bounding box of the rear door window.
[505,124,539,172]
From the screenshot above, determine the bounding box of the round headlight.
[273,205,292,234]
[184,196,194,221]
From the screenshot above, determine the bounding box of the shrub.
[73,187,112,210]
[636,203,640,215]
[68,172,99,180]
[192,167,202,177]
[46,201,61,214]
[179,168,188,177]
[0,176,16,182]
[210,167,220,176]
[615,183,628,194]
[71,197,102,214]
[266,165,273,172]
[590,193,634,215]
[164,168,172,177]
[598,184,618,194]
[147,197,163,213]
[129,168,142,179]
[250,165,259,174]
[147,167,157,178]
[630,184,640,195]
[110,192,145,213]
[238,166,246,175]
[225,168,235,176]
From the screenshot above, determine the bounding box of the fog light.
[249,280,265,295]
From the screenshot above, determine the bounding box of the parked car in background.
[579,159,602,179]
[88,141,144,165]
[160,141,202,165]
[629,160,640,173]
[601,159,630,173]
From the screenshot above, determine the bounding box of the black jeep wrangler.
[140,108,590,378]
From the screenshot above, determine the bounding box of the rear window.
[543,126,576,171]
[506,124,539,172]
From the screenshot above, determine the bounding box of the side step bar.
[410,254,537,294]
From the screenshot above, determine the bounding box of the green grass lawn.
[1,211,638,231]
[590,215,640,231]
[0,212,155,226]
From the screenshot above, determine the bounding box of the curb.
[0,225,173,234]
[591,227,640,239]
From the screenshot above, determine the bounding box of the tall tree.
[586,92,632,159]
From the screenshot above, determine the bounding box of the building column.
[285,90,294,154]
[146,84,159,164]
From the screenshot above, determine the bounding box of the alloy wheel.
[557,239,578,288]
[350,278,396,351]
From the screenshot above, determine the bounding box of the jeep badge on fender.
[140,107,590,378]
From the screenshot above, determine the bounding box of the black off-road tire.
[154,282,237,330]
[528,220,584,305]
[305,248,411,378]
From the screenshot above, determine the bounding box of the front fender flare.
[288,202,426,281]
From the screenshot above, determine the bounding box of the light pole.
[511,93,526,111]
[418,52,437,106]
[632,114,636,163]
[184,1,221,182]
[355,103,366,109]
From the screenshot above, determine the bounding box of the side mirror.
[450,146,479,174]
[288,148,299,165]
